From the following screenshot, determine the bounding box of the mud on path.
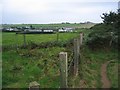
[101,60,113,88]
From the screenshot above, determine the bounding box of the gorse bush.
[87,24,115,49]
[86,10,119,50]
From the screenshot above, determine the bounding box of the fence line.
[59,32,83,88]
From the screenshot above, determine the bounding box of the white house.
[6,28,14,31]
[43,30,53,32]
[58,27,74,32]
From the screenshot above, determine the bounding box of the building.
[19,29,54,34]
[58,27,74,32]
[43,30,53,32]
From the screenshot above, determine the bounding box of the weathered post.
[73,38,80,76]
[57,30,59,42]
[59,52,68,88]
[29,81,40,90]
[80,32,83,46]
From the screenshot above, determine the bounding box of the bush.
[86,24,118,50]
[86,10,119,50]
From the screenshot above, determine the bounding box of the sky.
[0,0,119,24]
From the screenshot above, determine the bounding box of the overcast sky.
[0,0,119,24]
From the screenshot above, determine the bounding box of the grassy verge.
[107,61,118,88]
[72,46,118,88]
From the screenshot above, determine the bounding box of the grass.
[2,28,92,47]
[2,47,65,88]
[2,27,118,88]
[2,29,92,88]
[107,60,118,88]
[71,46,118,88]
[81,47,118,88]
[2,32,79,46]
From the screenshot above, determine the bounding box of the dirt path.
[101,61,111,88]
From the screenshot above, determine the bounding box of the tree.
[101,9,120,34]
[101,11,117,24]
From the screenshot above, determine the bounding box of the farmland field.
[1,0,119,88]
[2,28,93,88]
[2,24,118,88]
[2,32,79,46]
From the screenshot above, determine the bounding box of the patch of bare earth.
[101,61,111,88]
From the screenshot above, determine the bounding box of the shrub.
[86,10,119,50]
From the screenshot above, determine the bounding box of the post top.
[29,81,40,87]
[59,52,67,54]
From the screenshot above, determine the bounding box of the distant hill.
[2,23,96,30]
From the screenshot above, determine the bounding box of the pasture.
[2,28,93,88]
[2,32,78,46]
[2,25,118,88]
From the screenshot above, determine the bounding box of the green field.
[2,26,118,88]
[2,29,93,88]
[2,30,83,88]
[2,32,79,46]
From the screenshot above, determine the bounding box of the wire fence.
[59,32,84,88]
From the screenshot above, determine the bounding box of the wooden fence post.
[29,81,40,90]
[80,32,83,46]
[59,52,68,88]
[73,38,80,76]
[57,30,59,42]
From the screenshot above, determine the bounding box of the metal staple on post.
[59,52,68,88]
